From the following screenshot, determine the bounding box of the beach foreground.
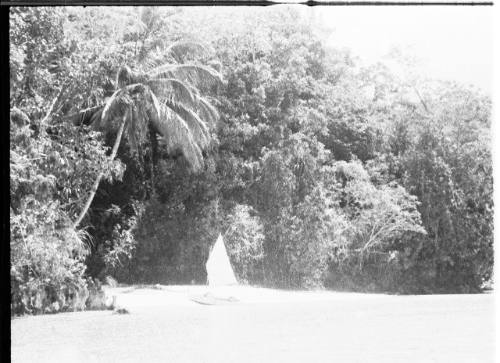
[11,286,495,363]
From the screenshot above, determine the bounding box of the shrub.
[10,221,89,314]
[10,111,123,315]
[286,186,350,288]
[224,204,265,283]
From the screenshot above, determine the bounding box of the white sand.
[11,286,495,363]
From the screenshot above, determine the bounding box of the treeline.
[10,7,493,315]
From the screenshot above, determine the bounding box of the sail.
[206,234,238,286]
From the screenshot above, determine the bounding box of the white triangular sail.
[206,234,238,286]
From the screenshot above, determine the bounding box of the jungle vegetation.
[10,7,493,315]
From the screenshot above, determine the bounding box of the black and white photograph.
[7,2,496,362]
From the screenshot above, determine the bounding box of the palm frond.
[89,107,104,127]
[65,105,103,127]
[151,103,204,172]
[146,87,162,122]
[99,84,144,132]
[146,78,197,108]
[72,63,219,174]
[148,64,222,89]
[139,48,165,72]
[195,96,219,124]
[145,91,204,171]
[101,88,123,125]
[164,101,211,150]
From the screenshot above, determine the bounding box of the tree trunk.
[148,124,158,198]
[73,110,129,229]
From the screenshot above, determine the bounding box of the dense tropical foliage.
[10,7,493,315]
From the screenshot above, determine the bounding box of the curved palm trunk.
[73,110,129,229]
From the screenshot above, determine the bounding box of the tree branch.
[412,85,432,114]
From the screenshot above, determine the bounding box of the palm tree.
[71,43,222,228]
